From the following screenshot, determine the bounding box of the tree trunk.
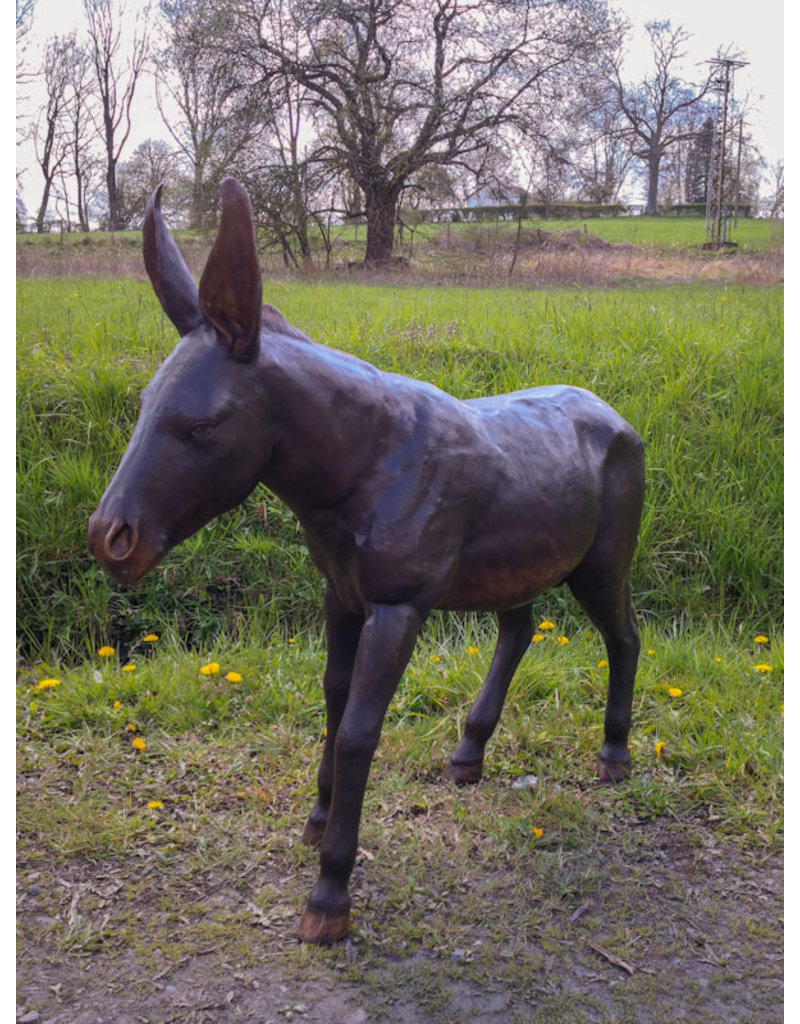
[645,150,661,215]
[35,178,52,233]
[364,184,400,265]
[106,149,119,230]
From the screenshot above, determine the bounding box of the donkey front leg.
[302,586,364,847]
[298,602,424,944]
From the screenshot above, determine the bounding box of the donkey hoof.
[301,817,326,847]
[297,902,351,944]
[445,758,483,786]
[596,754,631,784]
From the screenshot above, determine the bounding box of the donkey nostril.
[107,522,137,560]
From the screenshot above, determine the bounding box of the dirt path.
[17,814,782,1024]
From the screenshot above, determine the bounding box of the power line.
[703,57,748,248]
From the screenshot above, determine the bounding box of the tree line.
[17,0,782,265]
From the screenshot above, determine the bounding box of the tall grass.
[17,278,782,663]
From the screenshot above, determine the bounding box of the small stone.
[511,774,539,790]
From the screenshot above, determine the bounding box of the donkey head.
[88,179,271,585]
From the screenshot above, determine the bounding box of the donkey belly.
[437,519,597,612]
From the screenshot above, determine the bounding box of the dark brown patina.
[89,179,645,944]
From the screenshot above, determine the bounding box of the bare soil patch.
[17,799,782,1024]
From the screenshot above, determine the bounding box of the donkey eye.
[188,421,216,441]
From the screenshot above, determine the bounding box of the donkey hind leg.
[302,586,364,847]
[567,568,639,783]
[446,604,533,786]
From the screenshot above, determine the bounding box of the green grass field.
[17,277,783,663]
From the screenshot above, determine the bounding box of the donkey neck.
[258,328,405,518]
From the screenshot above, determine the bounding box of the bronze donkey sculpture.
[89,178,645,944]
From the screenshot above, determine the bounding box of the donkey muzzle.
[88,509,162,585]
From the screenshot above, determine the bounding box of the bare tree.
[51,34,99,231]
[763,159,783,219]
[32,36,74,231]
[16,0,36,100]
[115,138,181,227]
[157,0,266,231]
[570,84,636,203]
[84,0,150,230]
[234,0,616,264]
[608,21,712,215]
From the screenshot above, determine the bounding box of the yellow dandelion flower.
[225,671,242,683]
[597,659,608,669]
[538,620,555,631]
[127,722,137,732]
[431,655,442,663]
[132,736,146,751]
[143,634,159,643]
[288,637,296,644]
[655,740,665,758]
[146,800,163,809]
[532,634,544,643]
[715,657,722,663]
[112,700,122,710]
[465,646,479,655]
[531,827,544,839]
[668,687,683,698]
[98,645,115,657]
[556,635,569,645]
[200,662,220,675]
[754,635,769,645]
[754,663,772,673]
[121,664,136,672]
[646,649,656,656]
[37,678,61,690]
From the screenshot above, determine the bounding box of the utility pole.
[704,57,748,248]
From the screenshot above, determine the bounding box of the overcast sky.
[15,0,784,213]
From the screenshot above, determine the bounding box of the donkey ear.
[143,185,204,336]
[198,178,262,362]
